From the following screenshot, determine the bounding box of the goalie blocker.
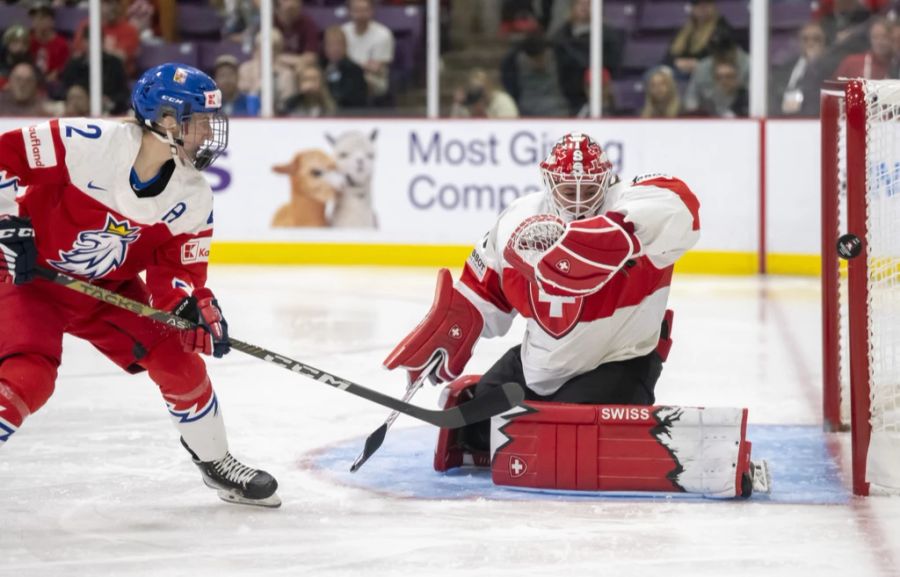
[436,378,764,499]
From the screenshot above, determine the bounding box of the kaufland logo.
[181,240,210,264]
[28,126,45,167]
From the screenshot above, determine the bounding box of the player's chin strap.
[143,119,187,167]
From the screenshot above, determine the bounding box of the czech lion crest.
[50,214,141,279]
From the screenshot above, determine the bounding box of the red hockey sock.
[0,353,59,442]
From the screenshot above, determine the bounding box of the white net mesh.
[837,96,851,428]
[861,80,900,490]
[509,214,566,266]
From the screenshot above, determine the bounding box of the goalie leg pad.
[434,375,490,472]
[490,402,754,498]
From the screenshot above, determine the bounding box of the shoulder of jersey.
[57,118,141,159]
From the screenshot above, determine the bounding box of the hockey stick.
[349,355,440,473]
[33,267,524,428]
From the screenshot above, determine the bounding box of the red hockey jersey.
[0,118,213,307]
[459,174,701,396]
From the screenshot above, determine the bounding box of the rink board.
[306,425,849,505]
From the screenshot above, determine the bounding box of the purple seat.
[612,79,645,114]
[198,40,252,74]
[54,7,87,38]
[305,6,347,30]
[0,4,29,30]
[771,1,814,31]
[604,2,639,31]
[138,43,199,72]
[770,31,798,67]
[376,5,424,40]
[621,38,670,72]
[718,0,750,29]
[178,4,223,41]
[638,2,689,32]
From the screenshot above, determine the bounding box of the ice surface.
[3,268,900,577]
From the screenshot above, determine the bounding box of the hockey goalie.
[385,132,769,498]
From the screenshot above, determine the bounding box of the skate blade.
[216,488,282,508]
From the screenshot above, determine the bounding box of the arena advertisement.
[211,118,760,251]
[0,117,822,260]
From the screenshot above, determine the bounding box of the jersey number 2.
[65,124,102,139]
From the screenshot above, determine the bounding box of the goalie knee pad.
[490,402,754,498]
[434,375,490,472]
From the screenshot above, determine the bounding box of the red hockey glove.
[173,287,231,358]
[384,268,484,385]
[506,212,639,297]
[0,215,37,285]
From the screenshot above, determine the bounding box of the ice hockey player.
[385,132,768,497]
[0,62,280,507]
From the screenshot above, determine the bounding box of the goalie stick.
[349,355,441,472]
[34,267,524,428]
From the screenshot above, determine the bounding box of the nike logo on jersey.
[87,180,107,191]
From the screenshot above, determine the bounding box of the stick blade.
[451,381,525,428]
[349,423,388,473]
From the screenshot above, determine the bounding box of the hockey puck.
[837,234,862,260]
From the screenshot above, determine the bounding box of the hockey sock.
[0,354,58,444]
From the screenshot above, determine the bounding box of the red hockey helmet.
[540,132,613,221]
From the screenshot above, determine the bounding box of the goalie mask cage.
[821,79,900,496]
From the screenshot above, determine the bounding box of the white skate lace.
[213,453,257,487]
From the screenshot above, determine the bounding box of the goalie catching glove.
[384,268,484,385]
[504,211,640,297]
[172,287,231,358]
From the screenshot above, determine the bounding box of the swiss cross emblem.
[509,455,527,478]
[528,285,585,339]
[556,259,570,273]
[448,324,462,339]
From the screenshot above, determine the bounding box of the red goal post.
[821,79,900,496]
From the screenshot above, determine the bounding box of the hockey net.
[821,79,900,496]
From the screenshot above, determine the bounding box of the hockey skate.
[181,438,281,508]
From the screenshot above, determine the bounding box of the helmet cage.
[542,166,612,221]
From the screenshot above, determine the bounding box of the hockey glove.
[384,268,484,385]
[0,215,37,285]
[173,287,231,358]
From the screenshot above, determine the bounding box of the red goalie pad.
[491,402,752,498]
[384,268,485,384]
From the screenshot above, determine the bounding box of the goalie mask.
[540,132,613,221]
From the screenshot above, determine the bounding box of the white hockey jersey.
[458,174,701,396]
[0,118,214,307]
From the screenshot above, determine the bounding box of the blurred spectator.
[275,0,319,61]
[60,26,130,115]
[576,67,616,118]
[214,54,259,117]
[664,0,736,78]
[641,65,681,118]
[833,18,893,79]
[0,26,33,91]
[321,26,368,110]
[221,0,261,50]
[451,68,518,118]
[64,83,90,117]
[501,32,569,117]
[0,61,48,117]
[682,30,749,113]
[499,0,540,38]
[818,0,871,45]
[73,0,140,77]
[28,1,69,84]
[891,20,900,77]
[694,60,748,117]
[283,65,336,117]
[553,0,624,115]
[127,0,161,44]
[342,0,395,99]
[238,28,299,115]
[770,23,827,117]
